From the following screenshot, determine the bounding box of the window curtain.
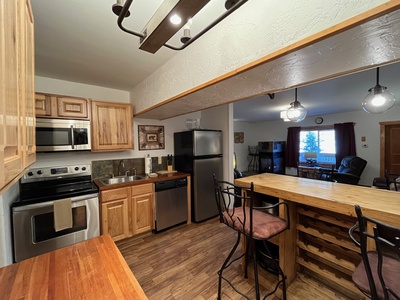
[286,127,301,168]
[334,122,356,168]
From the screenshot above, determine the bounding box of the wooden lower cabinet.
[102,198,130,241]
[100,183,154,241]
[101,187,130,241]
[131,183,153,235]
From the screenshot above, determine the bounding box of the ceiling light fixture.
[280,111,290,122]
[286,88,307,122]
[112,0,131,17]
[170,14,182,25]
[113,0,248,54]
[362,67,396,114]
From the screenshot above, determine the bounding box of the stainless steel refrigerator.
[174,129,223,222]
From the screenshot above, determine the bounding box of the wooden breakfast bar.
[235,173,400,299]
[0,234,148,300]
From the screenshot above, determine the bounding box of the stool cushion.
[352,251,400,299]
[223,207,288,239]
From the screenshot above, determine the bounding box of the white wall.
[234,106,400,186]
[35,76,130,102]
[201,104,233,182]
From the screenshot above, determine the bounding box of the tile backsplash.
[91,156,170,179]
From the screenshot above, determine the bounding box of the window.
[299,128,336,165]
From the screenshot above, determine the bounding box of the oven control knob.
[27,171,34,176]
[75,167,79,171]
[82,166,86,171]
[37,170,43,175]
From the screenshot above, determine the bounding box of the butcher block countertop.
[0,235,147,300]
[94,171,190,191]
[235,173,400,226]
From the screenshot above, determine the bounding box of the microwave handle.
[70,125,75,149]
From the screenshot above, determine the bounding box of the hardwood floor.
[116,218,351,300]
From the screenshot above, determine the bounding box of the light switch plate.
[158,156,162,164]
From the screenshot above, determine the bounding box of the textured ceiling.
[31,1,400,122]
[135,10,400,120]
[31,0,225,91]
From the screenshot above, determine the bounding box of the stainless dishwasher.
[154,178,188,232]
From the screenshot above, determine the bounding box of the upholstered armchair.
[332,156,367,185]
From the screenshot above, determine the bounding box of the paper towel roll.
[145,154,152,175]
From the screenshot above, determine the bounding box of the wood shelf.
[297,257,366,300]
[297,240,358,276]
[297,224,359,252]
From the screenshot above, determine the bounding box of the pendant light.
[362,67,395,114]
[286,88,307,122]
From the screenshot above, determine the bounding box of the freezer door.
[193,156,222,222]
[193,130,222,157]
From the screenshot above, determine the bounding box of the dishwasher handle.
[155,178,187,192]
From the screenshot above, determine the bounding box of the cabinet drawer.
[101,187,129,202]
[131,183,153,196]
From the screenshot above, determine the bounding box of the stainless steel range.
[12,164,100,262]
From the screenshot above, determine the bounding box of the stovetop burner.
[13,164,98,207]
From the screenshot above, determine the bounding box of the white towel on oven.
[54,198,73,232]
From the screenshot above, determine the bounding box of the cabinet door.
[132,193,153,235]
[91,100,133,151]
[35,93,52,116]
[1,0,24,187]
[22,0,36,167]
[102,199,129,242]
[57,96,89,119]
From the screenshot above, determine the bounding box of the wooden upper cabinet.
[35,93,52,116]
[1,0,36,192]
[23,0,36,168]
[91,100,134,152]
[57,96,89,118]
[35,92,90,120]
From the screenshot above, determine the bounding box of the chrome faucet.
[118,160,125,176]
[132,168,137,176]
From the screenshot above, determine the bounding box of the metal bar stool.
[349,205,400,299]
[213,175,290,300]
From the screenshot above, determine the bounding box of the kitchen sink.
[99,175,146,185]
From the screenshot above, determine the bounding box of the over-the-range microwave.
[36,118,91,152]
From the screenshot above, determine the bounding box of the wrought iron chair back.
[349,205,400,300]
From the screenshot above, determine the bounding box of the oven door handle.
[12,194,99,212]
[70,125,75,149]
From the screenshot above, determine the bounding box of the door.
[193,156,222,222]
[380,121,400,176]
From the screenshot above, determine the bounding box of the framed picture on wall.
[138,125,165,150]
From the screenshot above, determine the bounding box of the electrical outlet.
[158,156,162,164]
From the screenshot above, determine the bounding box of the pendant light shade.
[362,67,395,114]
[287,88,307,122]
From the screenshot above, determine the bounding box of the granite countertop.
[94,171,190,191]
